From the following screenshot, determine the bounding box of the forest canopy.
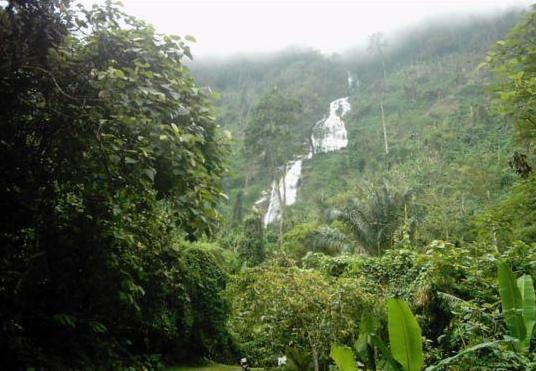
[1,1,535,370]
[0,1,232,368]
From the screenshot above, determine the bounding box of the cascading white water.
[263,159,302,226]
[311,97,351,154]
[262,97,351,226]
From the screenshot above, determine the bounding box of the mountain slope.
[193,9,524,244]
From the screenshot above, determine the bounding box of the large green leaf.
[354,314,379,370]
[387,298,423,371]
[517,274,536,351]
[370,333,402,371]
[330,344,357,371]
[286,347,313,371]
[354,313,379,354]
[497,261,526,344]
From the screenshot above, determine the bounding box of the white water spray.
[311,97,351,154]
[262,97,351,226]
[263,159,303,226]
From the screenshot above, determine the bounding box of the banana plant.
[426,262,536,370]
[387,298,424,371]
[284,347,314,371]
[331,298,423,371]
[354,314,380,370]
[497,261,535,353]
[330,344,358,371]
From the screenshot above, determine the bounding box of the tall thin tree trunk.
[379,50,389,157]
[380,98,389,155]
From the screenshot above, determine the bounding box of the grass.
[167,363,263,371]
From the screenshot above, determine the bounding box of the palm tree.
[334,183,413,255]
[309,226,353,255]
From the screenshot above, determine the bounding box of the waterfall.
[262,97,351,226]
[311,97,351,154]
[263,159,302,226]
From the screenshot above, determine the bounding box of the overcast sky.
[79,0,533,57]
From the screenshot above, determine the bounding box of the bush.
[226,264,380,368]
[0,1,232,368]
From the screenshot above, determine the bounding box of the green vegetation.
[387,299,423,371]
[330,298,423,371]
[330,344,358,371]
[168,364,251,371]
[1,0,536,370]
[0,1,232,369]
[497,261,536,353]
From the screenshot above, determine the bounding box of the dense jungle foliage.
[1,0,535,370]
[0,1,233,368]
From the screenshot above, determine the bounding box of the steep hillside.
[192,49,348,135]
[297,10,524,243]
[192,49,350,213]
[3,1,536,368]
[300,50,517,242]
[193,10,524,244]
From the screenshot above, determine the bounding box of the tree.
[244,88,303,243]
[232,189,244,224]
[368,32,390,156]
[0,1,230,367]
[227,265,379,370]
[238,213,265,266]
[488,5,536,149]
[478,5,536,248]
[334,183,413,256]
